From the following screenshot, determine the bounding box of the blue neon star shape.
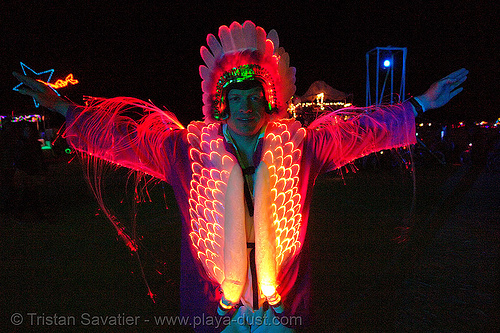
[13,62,56,108]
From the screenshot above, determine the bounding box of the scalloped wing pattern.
[187,122,236,284]
[262,119,306,269]
[187,120,306,283]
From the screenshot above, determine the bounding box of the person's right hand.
[13,71,70,116]
[415,68,468,112]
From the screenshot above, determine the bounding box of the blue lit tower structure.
[366,47,407,106]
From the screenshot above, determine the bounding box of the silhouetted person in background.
[13,121,47,222]
[0,118,17,223]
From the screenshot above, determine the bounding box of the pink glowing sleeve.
[64,97,186,182]
[306,101,416,173]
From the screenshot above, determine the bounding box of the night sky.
[2,1,497,125]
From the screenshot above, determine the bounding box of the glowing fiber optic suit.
[64,99,416,332]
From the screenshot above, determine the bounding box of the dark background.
[1,1,498,331]
[2,1,498,125]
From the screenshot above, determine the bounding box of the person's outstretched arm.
[412,68,468,115]
[13,71,186,182]
[13,71,73,117]
[305,68,468,173]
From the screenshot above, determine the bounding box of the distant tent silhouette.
[299,81,348,102]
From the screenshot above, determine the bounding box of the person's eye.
[229,96,240,102]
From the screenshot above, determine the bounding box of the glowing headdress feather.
[200,21,296,123]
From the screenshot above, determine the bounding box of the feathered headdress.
[200,21,296,123]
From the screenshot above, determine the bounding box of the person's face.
[226,86,269,138]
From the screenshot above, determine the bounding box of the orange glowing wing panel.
[187,122,236,284]
[263,119,306,269]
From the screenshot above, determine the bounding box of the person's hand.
[416,68,468,111]
[13,71,71,117]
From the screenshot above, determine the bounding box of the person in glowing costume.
[13,21,467,332]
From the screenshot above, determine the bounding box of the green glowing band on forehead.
[221,65,258,88]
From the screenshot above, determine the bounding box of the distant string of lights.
[0,114,42,124]
[288,92,352,118]
[295,101,352,108]
[288,91,499,130]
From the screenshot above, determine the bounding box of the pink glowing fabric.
[65,96,184,180]
[64,98,416,328]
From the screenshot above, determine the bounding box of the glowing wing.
[187,122,236,284]
[262,119,306,269]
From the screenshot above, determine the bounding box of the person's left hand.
[417,68,468,111]
[13,71,71,116]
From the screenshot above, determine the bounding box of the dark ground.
[1,139,498,332]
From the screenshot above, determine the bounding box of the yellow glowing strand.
[37,73,79,89]
[316,92,325,110]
